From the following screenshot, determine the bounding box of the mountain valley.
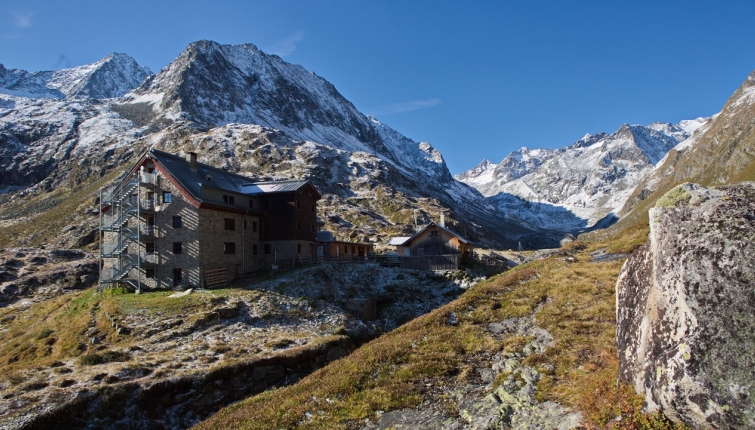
[1,39,755,430]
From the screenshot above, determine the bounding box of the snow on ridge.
[677,117,709,135]
[457,121,696,231]
[0,53,151,100]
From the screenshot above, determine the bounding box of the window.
[147,191,154,201]
[249,199,255,208]
[163,192,172,203]
[297,243,301,253]
[311,204,315,213]
[352,246,356,254]
[173,216,182,228]
[145,268,155,279]
[264,244,271,254]
[147,216,155,226]
[223,195,235,205]
[311,225,315,233]
[252,221,258,233]
[173,242,182,254]
[173,268,182,286]
[224,242,236,254]
[343,245,347,254]
[252,244,258,255]
[224,218,236,230]
[297,222,301,231]
[296,200,301,210]
[146,242,155,253]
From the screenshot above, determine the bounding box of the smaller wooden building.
[389,222,473,270]
[316,231,374,260]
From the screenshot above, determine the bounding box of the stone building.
[99,149,321,291]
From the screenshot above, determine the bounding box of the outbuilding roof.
[390,222,473,247]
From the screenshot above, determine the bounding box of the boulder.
[616,182,755,428]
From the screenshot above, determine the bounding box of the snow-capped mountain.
[0,53,151,99]
[0,41,540,249]
[456,120,708,232]
[123,41,456,187]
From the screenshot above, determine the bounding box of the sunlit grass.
[194,226,685,429]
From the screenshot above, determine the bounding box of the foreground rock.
[616,182,755,428]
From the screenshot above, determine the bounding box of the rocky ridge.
[0,53,151,100]
[0,41,536,249]
[618,69,755,225]
[456,120,707,233]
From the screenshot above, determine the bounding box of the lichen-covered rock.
[616,182,755,428]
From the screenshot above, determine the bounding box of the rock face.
[616,182,755,428]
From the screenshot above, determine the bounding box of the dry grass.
[0,289,99,376]
[194,224,687,430]
[0,169,124,248]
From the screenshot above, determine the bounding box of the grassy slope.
[0,287,233,378]
[193,225,684,429]
[0,169,125,249]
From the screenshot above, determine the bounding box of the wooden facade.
[390,222,473,270]
[318,240,375,259]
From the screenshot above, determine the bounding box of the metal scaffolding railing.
[99,168,158,294]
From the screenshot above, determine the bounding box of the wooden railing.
[267,253,483,272]
[400,254,460,271]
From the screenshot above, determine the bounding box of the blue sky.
[2,1,755,174]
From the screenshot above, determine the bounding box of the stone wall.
[198,208,262,282]
[148,174,201,288]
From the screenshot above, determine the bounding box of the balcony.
[140,199,156,212]
[139,172,157,186]
[141,225,157,237]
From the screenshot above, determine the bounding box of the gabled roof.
[126,149,321,209]
[388,237,411,246]
[392,222,473,246]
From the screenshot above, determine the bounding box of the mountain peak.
[0,53,150,99]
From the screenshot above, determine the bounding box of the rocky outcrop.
[364,315,582,429]
[0,247,97,306]
[616,182,755,428]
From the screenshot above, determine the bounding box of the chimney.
[187,152,197,171]
[440,213,445,227]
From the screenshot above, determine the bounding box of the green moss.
[656,185,692,208]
